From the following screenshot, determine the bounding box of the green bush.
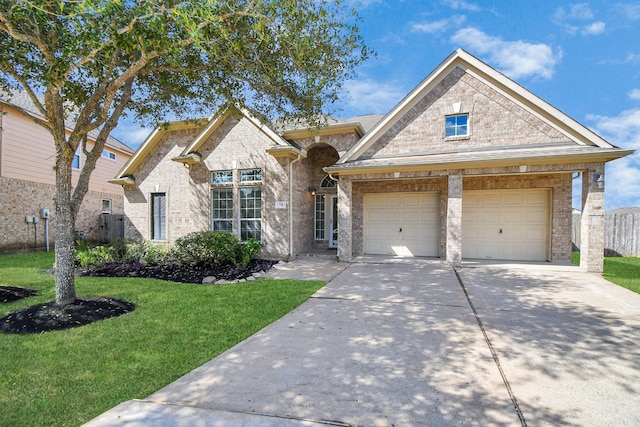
[74,239,168,267]
[171,231,262,268]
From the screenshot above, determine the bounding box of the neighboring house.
[111,50,632,272]
[0,90,134,251]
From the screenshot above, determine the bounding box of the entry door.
[462,189,550,261]
[329,195,338,248]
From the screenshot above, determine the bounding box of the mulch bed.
[0,297,135,334]
[76,259,276,284]
[1,259,275,334]
[1,286,38,303]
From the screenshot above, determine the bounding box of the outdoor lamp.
[594,173,604,189]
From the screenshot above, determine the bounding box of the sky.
[111,0,640,211]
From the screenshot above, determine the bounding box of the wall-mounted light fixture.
[308,186,317,196]
[594,172,604,189]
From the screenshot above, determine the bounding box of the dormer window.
[445,114,469,138]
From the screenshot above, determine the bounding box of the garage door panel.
[463,189,549,261]
[364,192,440,257]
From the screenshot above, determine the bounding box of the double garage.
[363,189,550,261]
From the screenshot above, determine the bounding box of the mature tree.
[0,0,368,306]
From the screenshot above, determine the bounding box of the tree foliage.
[0,0,369,305]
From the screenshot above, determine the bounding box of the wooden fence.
[99,213,125,243]
[572,208,640,257]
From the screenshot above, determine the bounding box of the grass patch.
[0,251,324,426]
[572,252,640,294]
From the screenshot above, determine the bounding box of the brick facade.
[0,176,124,251]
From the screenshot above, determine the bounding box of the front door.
[329,195,338,248]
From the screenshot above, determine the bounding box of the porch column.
[446,174,463,267]
[337,176,353,262]
[580,166,605,273]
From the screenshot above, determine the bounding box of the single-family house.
[111,50,633,272]
[0,90,134,251]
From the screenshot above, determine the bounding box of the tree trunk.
[54,158,77,306]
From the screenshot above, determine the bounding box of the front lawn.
[572,252,640,294]
[0,251,324,426]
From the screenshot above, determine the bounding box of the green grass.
[0,251,324,427]
[572,252,640,294]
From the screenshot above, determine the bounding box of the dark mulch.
[77,259,276,284]
[0,286,38,303]
[2,259,275,334]
[0,297,135,334]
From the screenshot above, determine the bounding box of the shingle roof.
[0,89,134,154]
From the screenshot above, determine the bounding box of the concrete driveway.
[85,259,640,426]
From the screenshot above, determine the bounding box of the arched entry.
[301,144,339,251]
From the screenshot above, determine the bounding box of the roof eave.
[325,149,635,176]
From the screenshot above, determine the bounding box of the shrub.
[171,231,263,268]
[240,238,263,268]
[74,239,168,267]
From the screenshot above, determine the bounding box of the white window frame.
[102,149,116,160]
[212,170,233,185]
[239,168,262,183]
[314,194,326,240]
[72,146,81,170]
[101,198,112,214]
[211,188,234,232]
[445,113,469,138]
[239,187,262,241]
[151,192,167,241]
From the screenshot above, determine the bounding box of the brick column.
[580,166,605,273]
[446,174,463,267]
[337,176,353,262]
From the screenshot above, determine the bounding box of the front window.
[240,168,262,183]
[212,170,233,184]
[211,189,233,232]
[445,114,469,137]
[151,193,166,240]
[102,149,116,160]
[101,199,112,214]
[72,147,81,169]
[315,194,326,240]
[239,187,261,241]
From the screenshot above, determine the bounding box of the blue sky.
[112,0,640,210]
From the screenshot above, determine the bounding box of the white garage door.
[364,192,440,257]
[462,189,550,261]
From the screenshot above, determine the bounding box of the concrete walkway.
[85,258,640,426]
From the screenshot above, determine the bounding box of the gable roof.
[0,89,134,155]
[337,49,621,165]
[111,107,291,184]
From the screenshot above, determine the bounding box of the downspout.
[289,153,303,258]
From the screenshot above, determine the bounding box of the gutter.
[289,153,303,258]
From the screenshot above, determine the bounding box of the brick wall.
[0,176,124,251]
[342,170,573,262]
[123,115,293,259]
[362,67,569,159]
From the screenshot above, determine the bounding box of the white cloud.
[581,21,605,35]
[553,4,605,36]
[619,3,640,20]
[629,89,640,100]
[587,109,640,209]
[443,0,481,12]
[342,78,406,115]
[450,28,561,80]
[411,15,466,34]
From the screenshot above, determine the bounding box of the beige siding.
[1,105,128,196]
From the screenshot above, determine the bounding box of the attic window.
[445,114,469,138]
